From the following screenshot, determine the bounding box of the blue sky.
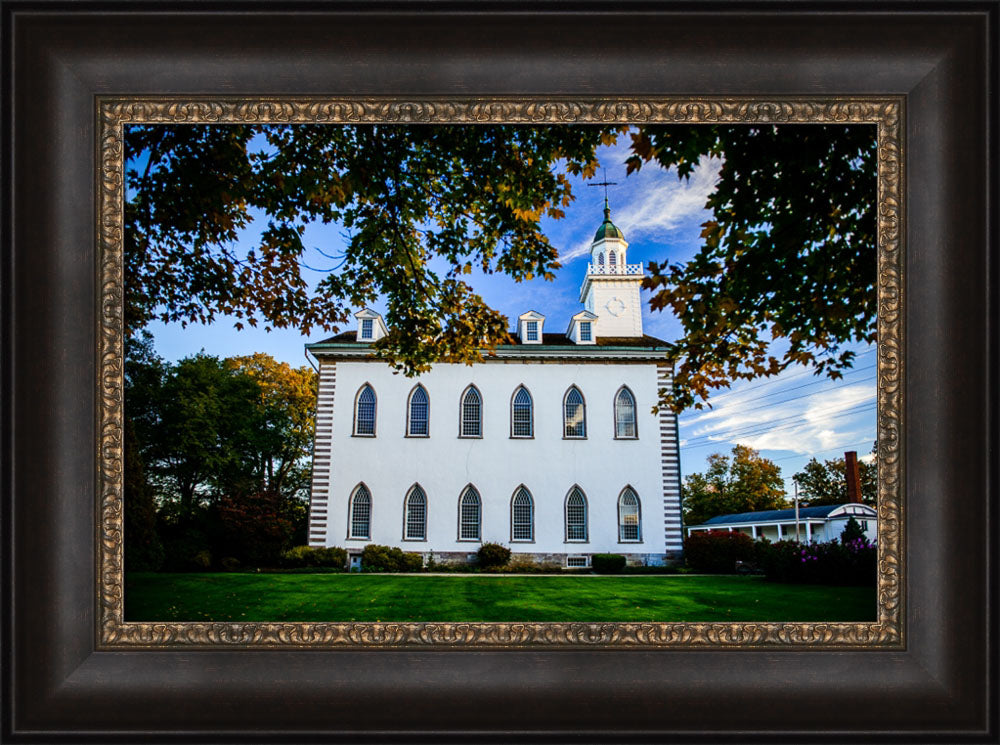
[144,131,876,495]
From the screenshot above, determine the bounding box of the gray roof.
[697,504,846,526]
[310,331,668,349]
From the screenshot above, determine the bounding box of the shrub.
[592,553,627,573]
[755,538,876,585]
[192,549,213,570]
[281,545,348,570]
[400,552,424,572]
[360,544,423,572]
[314,546,348,569]
[684,530,755,573]
[220,556,241,572]
[840,516,866,544]
[477,542,512,569]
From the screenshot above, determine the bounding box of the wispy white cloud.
[556,154,721,263]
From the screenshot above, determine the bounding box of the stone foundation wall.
[419,549,684,568]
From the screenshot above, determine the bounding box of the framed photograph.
[3,2,995,741]
[114,115,887,637]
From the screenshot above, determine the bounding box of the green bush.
[220,556,241,572]
[754,538,876,585]
[840,516,866,544]
[280,545,347,570]
[684,530,755,573]
[360,544,423,572]
[591,553,627,573]
[314,546,348,569]
[477,542,512,569]
[192,549,213,570]
[400,552,424,572]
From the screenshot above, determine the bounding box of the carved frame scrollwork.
[97,97,903,648]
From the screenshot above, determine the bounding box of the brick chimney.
[845,451,863,503]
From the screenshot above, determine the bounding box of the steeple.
[579,200,645,337]
[593,197,625,242]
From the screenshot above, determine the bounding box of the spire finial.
[588,169,617,221]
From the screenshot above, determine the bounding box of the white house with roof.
[304,202,684,567]
[686,503,878,544]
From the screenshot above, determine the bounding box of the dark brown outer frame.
[2,3,995,742]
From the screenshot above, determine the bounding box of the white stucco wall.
[309,358,680,560]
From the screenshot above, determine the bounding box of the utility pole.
[845,450,863,503]
[794,478,801,543]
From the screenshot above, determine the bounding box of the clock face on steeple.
[605,297,626,317]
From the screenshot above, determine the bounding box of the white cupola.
[579,199,645,338]
[354,308,388,343]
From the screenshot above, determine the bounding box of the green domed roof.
[593,199,624,242]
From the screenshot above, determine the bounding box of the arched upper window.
[354,384,377,436]
[404,485,427,540]
[614,387,638,439]
[407,385,429,437]
[563,386,586,438]
[608,251,617,271]
[618,487,641,542]
[565,486,588,542]
[511,486,534,541]
[511,386,533,438]
[460,386,482,438]
[597,252,605,267]
[349,484,372,539]
[458,486,482,541]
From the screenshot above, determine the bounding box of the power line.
[699,347,877,405]
[771,441,877,464]
[682,398,876,443]
[680,371,876,425]
[680,402,876,447]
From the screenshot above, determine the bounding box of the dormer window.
[518,312,545,344]
[354,309,388,342]
[567,311,597,344]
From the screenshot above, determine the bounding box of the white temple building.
[305,203,684,567]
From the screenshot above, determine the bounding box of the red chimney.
[845,451,863,504]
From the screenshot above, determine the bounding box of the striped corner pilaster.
[307,361,336,547]
[657,364,684,553]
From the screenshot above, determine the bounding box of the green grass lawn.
[125,573,876,623]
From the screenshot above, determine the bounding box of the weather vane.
[587,169,618,204]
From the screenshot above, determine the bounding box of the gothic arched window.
[353,384,377,436]
[459,486,482,541]
[460,385,482,438]
[608,251,618,271]
[511,386,533,438]
[348,484,372,539]
[563,386,586,438]
[511,486,534,541]
[618,487,641,542]
[614,386,638,439]
[404,485,427,540]
[407,385,429,437]
[565,486,588,542]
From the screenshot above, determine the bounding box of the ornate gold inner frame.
[98,98,903,648]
